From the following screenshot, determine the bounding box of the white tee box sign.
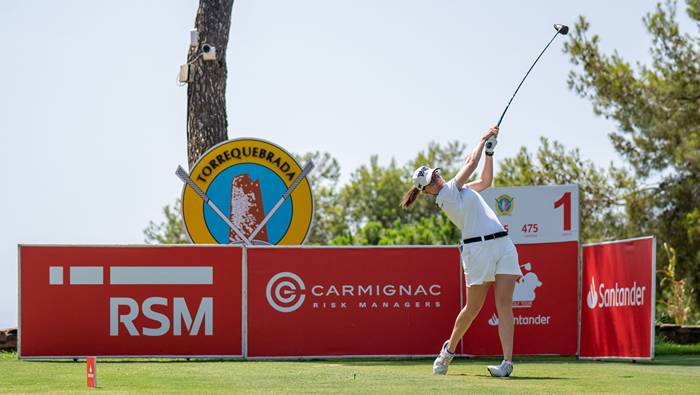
[480,184,579,244]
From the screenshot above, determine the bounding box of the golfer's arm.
[467,155,493,192]
[454,139,486,186]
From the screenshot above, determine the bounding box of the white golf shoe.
[432,340,454,375]
[487,360,514,377]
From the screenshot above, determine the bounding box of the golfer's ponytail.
[400,186,420,209]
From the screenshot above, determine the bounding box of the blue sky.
[0,1,692,328]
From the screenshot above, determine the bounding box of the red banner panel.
[19,245,243,358]
[580,237,655,359]
[246,247,463,357]
[460,241,579,356]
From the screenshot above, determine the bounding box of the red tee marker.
[86,357,96,388]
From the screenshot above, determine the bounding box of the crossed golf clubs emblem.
[176,161,314,245]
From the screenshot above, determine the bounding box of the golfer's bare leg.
[446,282,491,353]
[494,274,518,361]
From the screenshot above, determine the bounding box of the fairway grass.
[1,352,699,394]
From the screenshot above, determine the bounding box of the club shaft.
[176,165,252,245]
[497,31,561,127]
[206,200,252,245]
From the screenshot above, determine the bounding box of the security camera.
[202,44,216,61]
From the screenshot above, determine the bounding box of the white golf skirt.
[460,236,522,287]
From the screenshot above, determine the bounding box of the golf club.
[495,23,569,128]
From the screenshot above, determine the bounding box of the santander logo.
[487,312,551,326]
[586,277,598,309]
[488,313,499,326]
[587,276,646,309]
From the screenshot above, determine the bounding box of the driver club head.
[554,24,569,35]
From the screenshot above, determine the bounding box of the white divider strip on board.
[109,266,212,285]
[69,267,103,285]
[49,267,63,285]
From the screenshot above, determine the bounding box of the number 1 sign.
[480,185,579,244]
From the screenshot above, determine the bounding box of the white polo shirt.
[435,179,504,239]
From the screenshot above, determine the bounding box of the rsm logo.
[110,297,213,336]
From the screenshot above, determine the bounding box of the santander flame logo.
[488,313,499,326]
[586,277,598,309]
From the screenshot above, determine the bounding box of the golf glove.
[485,136,497,156]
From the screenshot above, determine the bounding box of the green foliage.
[658,243,699,325]
[294,151,348,245]
[689,0,700,20]
[655,335,700,354]
[332,216,460,246]
[143,199,190,244]
[379,216,461,246]
[565,3,700,179]
[564,0,700,309]
[338,156,408,229]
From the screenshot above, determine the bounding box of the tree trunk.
[186,0,235,169]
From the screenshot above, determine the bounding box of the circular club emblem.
[182,138,314,245]
[495,194,514,216]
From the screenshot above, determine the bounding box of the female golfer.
[400,126,521,377]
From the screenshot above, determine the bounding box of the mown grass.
[1,341,698,394]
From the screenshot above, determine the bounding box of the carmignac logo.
[586,277,598,309]
[266,272,306,313]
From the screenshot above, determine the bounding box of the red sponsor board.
[246,247,463,357]
[19,245,243,358]
[460,242,579,356]
[580,237,655,359]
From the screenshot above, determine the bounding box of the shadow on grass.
[561,355,700,367]
[469,374,571,380]
[632,355,700,367]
